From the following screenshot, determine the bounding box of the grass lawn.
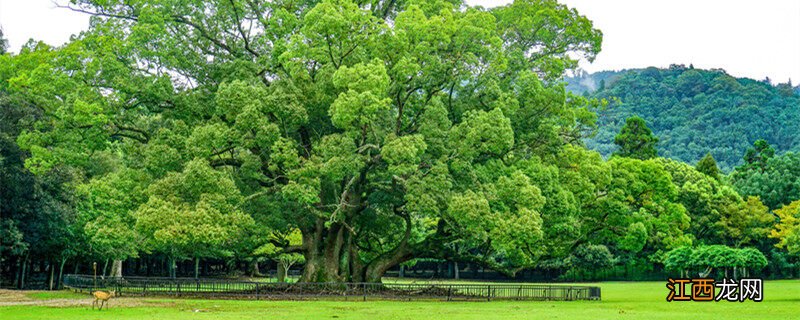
[24,291,88,300]
[1,280,798,319]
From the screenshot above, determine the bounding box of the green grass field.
[1,280,798,319]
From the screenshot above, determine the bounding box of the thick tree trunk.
[363,216,413,283]
[298,217,414,283]
[349,242,365,283]
[194,257,200,279]
[340,227,354,281]
[295,168,423,284]
[454,261,459,280]
[251,260,260,277]
[323,223,344,280]
[277,262,286,282]
[110,259,123,278]
[300,219,344,282]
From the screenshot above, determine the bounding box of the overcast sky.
[1,0,798,82]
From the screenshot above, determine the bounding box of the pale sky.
[1,0,799,82]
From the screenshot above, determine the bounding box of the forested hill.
[567,66,800,171]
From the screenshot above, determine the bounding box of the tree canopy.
[6,0,609,282]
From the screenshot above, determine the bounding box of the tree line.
[1,0,799,289]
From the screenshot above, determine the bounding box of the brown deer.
[91,290,116,310]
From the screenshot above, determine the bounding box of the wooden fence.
[63,274,601,301]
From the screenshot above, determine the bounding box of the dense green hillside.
[568,66,800,171]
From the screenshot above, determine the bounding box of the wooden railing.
[63,274,601,301]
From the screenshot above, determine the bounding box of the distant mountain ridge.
[567,65,800,171]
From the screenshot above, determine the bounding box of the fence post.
[447,285,452,302]
[176,281,181,297]
[487,285,491,302]
[362,283,367,301]
[256,283,260,300]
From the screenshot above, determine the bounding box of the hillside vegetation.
[568,66,800,171]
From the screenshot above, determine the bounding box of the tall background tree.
[612,116,658,160]
[696,152,720,180]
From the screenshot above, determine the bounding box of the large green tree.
[76,168,149,277]
[135,159,254,278]
[15,0,603,282]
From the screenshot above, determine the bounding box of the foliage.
[663,246,694,273]
[695,152,720,180]
[0,48,82,282]
[730,141,800,210]
[76,168,149,261]
[612,116,658,160]
[654,158,773,247]
[742,139,776,170]
[135,159,254,263]
[571,66,800,171]
[568,244,614,270]
[665,245,768,276]
[771,200,800,255]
